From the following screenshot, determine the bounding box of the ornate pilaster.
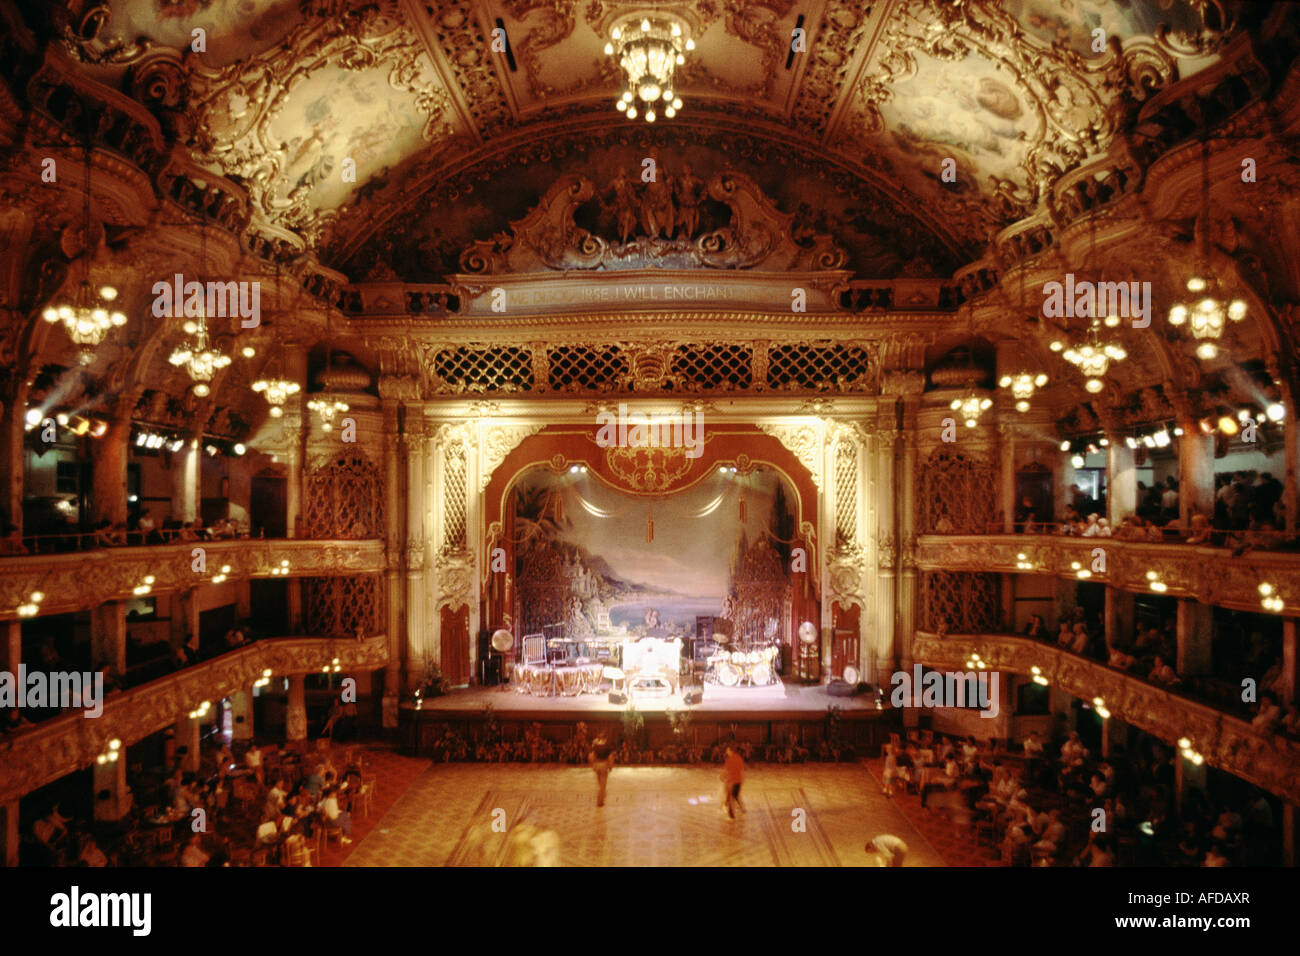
[872,411,899,683]
[402,415,433,690]
[381,403,403,727]
[897,405,920,673]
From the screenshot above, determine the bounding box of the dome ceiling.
[59,0,1236,276]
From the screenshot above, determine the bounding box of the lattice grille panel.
[443,443,468,550]
[834,440,858,546]
[548,346,626,391]
[304,574,382,638]
[921,572,1001,633]
[434,346,534,392]
[672,344,752,390]
[768,344,873,390]
[919,449,997,534]
[303,453,385,539]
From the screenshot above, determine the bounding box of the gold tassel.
[646,503,654,543]
[738,492,746,523]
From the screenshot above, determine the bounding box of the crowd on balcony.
[1021,608,1300,741]
[11,508,255,555]
[1007,470,1292,551]
[884,727,1281,866]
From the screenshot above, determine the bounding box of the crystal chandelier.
[42,147,126,363]
[1050,318,1127,394]
[606,16,691,122]
[252,377,300,417]
[950,393,992,428]
[1167,142,1246,361]
[307,396,347,431]
[43,282,126,363]
[999,372,1049,412]
[168,311,230,398]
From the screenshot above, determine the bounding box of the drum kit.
[706,644,778,687]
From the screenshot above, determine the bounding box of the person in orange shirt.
[722,745,745,818]
[589,738,615,807]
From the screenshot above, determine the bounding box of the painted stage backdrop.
[512,466,797,643]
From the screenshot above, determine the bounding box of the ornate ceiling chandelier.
[999,372,1048,412]
[253,376,300,417]
[950,392,992,428]
[1050,318,1127,394]
[169,311,230,397]
[1167,142,1246,361]
[308,331,348,432]
[605,16,691,122]
[42,146,126,363]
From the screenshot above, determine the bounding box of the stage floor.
[344,762,945,867]
[409,680,882,718]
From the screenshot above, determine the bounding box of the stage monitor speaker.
[683,689,703,705]
[608,692,628,704]
[826,679,856,697]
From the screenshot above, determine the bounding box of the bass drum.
[749,662,773,686]
[716,662,741,687]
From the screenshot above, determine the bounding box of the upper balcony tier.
[0,538,387,620]
[915,535,1300,615]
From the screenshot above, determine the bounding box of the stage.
[398,680,896,758]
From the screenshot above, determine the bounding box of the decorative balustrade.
[0,635,389,806]
[915,534,1300,615]
[0,538,386,620]
[910,631,1300,805]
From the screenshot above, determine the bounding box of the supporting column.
[1178,425,1215,524]
[1174,750,1207,818]
[3,620,18,677]
[170,434,200,524]
[999,424,1016,533]
[229,688,254,742]
[382,403,404,728]
[91,416,130,528]
[92,751,133,823]
[282,344,308,538]
[1176,599,1213,678]
[0,801,17,867]
[0,366,27,533]
[873,419,897,685]
[175,713,201,774]
[1104,588,1135,652]
[1107,442,1137,526]
[1281,619,1297,707]
[897,408,919,680]
[90,601,127,675]
[404,417,430,690]
[286,674,307,745]
[287,579,303,634]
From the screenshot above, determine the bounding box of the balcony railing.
[910,630,1300,805]
[0,538,386,620]
[0,635,390,806]
[915,534,1300,614]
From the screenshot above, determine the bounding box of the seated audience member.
[1096,517,1112,537]
[245,745,264,785]
[1022,732,1044,759]
[1060,732,1087,769]
[1056,622,1073,648]
[320,786,353,844]
[181,833,211,867]
[1023,614,1046,639]
[1107,644,1136,671]
[1081,513,1102,537]
[1252,695,1282,732]
[1077,834,1115,867]
[1202,843,1230,867]
[78,834,108,867]
[34,804,71,851]
[1185,513,1212,545]
[1148,655,1179,687]
[1070,622,1091,655]
[1033,810,1067,856]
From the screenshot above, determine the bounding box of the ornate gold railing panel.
[0,539,386,620]
[910,631,1300,805]
[0,636,389,806]
[915,535,1300,614]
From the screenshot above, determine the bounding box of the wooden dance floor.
[344,763,945,867]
